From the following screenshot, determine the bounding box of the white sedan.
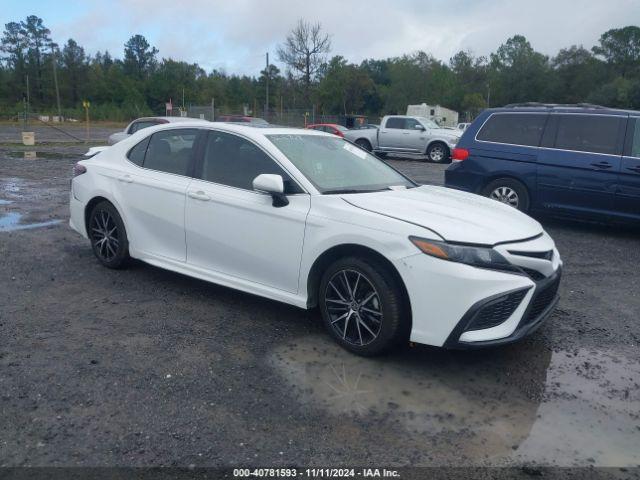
[70,122,562,355]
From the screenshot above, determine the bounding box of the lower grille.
[467,289,528,331]
[523,275,561,325]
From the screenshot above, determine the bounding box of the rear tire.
[88,201,130,269]
[355,139,372,152]
[482,178,530,213]
[426,141,450,163]
[319,256,408,356]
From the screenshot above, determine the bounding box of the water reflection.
[0,211,62,231]
[270,337,639,466]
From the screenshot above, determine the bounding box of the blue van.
[444,104,640,223]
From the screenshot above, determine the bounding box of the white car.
[70,122,562,355]
[107,116,210,145]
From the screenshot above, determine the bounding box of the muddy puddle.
[0,177,63,231]
[270,337,640,466]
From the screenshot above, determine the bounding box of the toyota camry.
[69,122,562,356]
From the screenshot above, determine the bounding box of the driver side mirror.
[414,124,425,131]
[252,174,289,207]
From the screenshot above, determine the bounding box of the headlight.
[409,236,516,271]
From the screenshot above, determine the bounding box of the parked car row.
[445,104,640,224]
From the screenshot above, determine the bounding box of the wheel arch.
[84,195,128,238]
[306,243,412,327]
[425,139,451,155]
[480,174,533,198]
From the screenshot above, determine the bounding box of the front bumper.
[394,233,561,348]
[444,267,561,349]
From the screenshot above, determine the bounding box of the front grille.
[521,267,546,281]
[467,289,528,331]
[523,275,561,325]
[509,250,554,260]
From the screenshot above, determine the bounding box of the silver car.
[107,116,210,145]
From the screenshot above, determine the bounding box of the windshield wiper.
[323,188,389,195]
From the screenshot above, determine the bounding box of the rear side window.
[385,118,405,129]
[127,136,151,166]
[143,128,199,176]
[477,113,547,147]
[554,115,623,155]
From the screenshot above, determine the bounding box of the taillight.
[73,163,87,177]
[451,148,469,162]
[336,130,344,137]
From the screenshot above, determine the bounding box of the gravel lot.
[0,130,639,474]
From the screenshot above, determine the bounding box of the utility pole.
[51,45,62,120]
[26,74,30,128]
[264,52,269,121]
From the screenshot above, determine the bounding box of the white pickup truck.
[343,115,462,163]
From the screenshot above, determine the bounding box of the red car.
[306,123,349,137]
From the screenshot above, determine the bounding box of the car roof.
[490,104,638,116]
[141,120,330,140]
[133,116,210,123]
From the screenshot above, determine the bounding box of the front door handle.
[627,166,640,174]
[188,190,211,201]
[591,161,612,169]
[119,174,133,183]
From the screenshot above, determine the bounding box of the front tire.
[88,201,130,269]
[319,256,408,356]
[482,178,530,212]
[426,142,450,163]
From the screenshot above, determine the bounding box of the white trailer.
[406,103,459,127]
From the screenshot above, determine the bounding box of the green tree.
[21,15,54,103]
[123,34,158,79]
[593,26,640,77]
[61,38,87,104]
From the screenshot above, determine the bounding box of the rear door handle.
[627,166,640,173]
[591,161,612,169]
[119,174,133,183]
[188,190,211,201]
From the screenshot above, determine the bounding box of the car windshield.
[417,117,440,128]
[267,134,416,193]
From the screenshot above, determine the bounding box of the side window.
[200,131,302,194]
[385,117,404,129]
[129,121,156,134]
[554,115,623,155]
[405,118,420,130]
[127,136,151,166]
[477,113,547,147]
[143,128,199,176]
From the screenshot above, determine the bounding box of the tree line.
[1,16,639,122]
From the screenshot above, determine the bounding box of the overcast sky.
[3,0,639,76]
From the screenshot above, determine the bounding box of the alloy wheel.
[429,145,445,162]
[324,269,383,346]
[490,186,519,208]
[91,210,120,262]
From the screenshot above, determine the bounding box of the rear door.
[378,117,407,150]
[537,113,625,215]
[617,116,640,219]
[114,128,201,261]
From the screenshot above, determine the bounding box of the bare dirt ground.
[0,129,639,477]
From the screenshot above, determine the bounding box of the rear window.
[385,118,405,129]
[554,114,623,155]
[477,113,547,147]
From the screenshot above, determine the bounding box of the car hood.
[433,128,461,138]
[343,185,543,245]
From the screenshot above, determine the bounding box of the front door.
[185,130,310,293]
